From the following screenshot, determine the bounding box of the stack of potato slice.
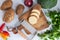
[29,9,40,25]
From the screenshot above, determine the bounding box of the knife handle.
[18,30,27,40]
[17,25,31,34]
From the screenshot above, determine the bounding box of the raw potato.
[3,8,14,23]
[31,13,39,19]
[1,0,12,10]
[16,4,24,16]
[29,16,37,25]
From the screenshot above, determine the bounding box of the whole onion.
[24,0,33,7]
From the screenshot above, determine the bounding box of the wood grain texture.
[19,4,49,32]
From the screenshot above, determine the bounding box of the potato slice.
[31,13,39,19]
[1,0,12,10]
[32,9,40,15]
[29,16,37,25]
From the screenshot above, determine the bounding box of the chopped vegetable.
[0,23,9,40]
[2,31,10,37]
[0,23,5,32]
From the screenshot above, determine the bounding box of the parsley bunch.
[38,11,60,40]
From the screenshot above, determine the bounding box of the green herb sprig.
[38,11,60,40]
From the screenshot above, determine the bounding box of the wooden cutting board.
[19,4,49,31]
